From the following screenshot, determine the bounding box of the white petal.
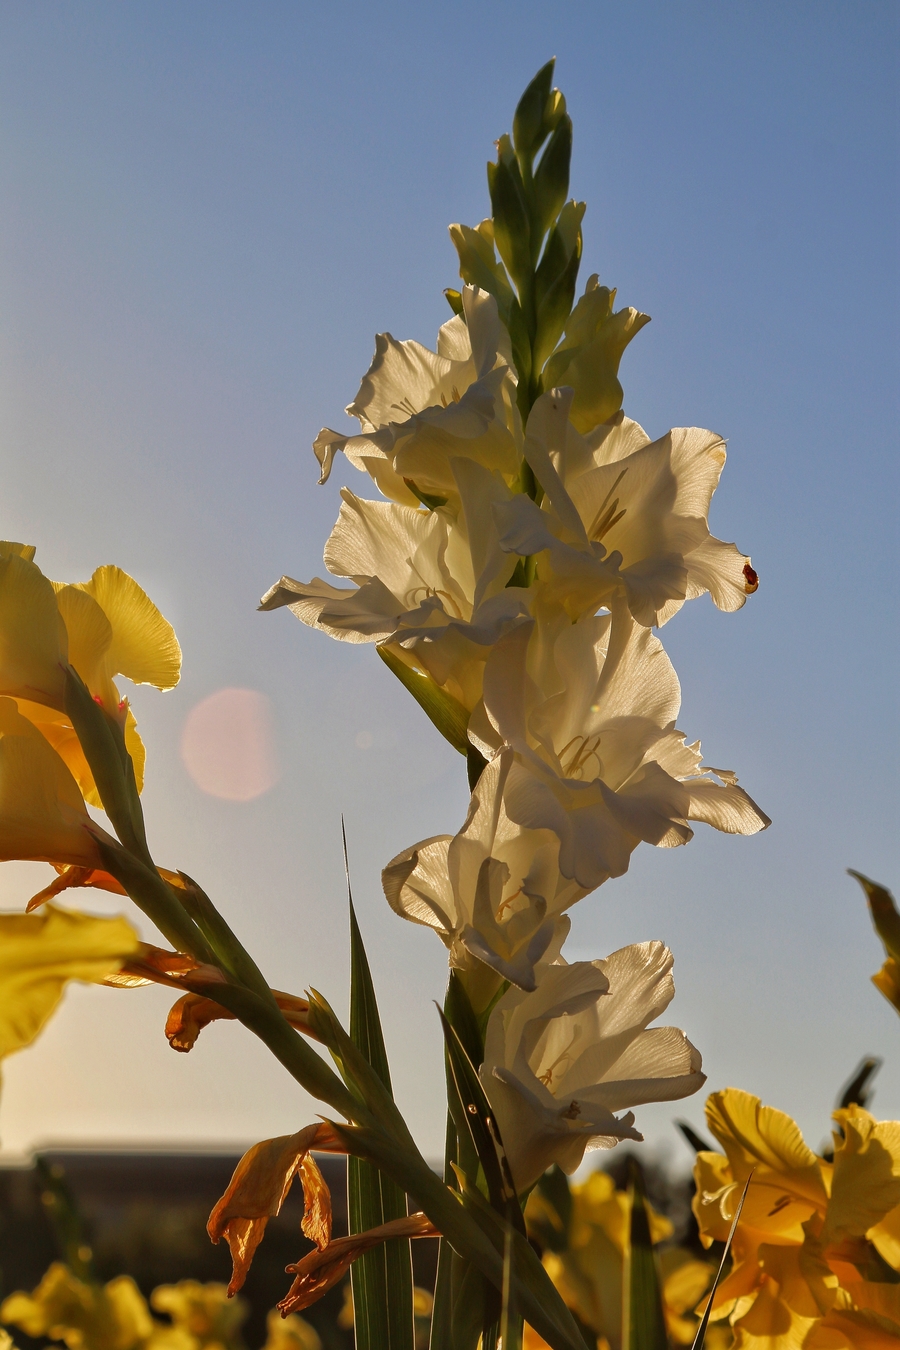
[685,778,771,835]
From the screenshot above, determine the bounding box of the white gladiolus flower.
[471,606,769,890]
[493,388,758,627]
[382,750,586,994]
[480,942,705,1192]
[260,458,531,710]
[312,287,521,507]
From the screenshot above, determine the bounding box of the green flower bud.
[512,59,557,168]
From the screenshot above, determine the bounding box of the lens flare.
[180,688,278,802]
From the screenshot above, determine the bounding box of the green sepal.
[444,288,464,316]
[487,147,533,294]
[532,116,572,246]
[622,1160,668,1350]
[402,477,448,510]
[533,201,585,370]
[64,666,149,864]
[347,890,415,1350]
[377,645,470,755]
[173,870,274,999]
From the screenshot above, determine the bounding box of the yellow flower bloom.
[0,1264,193,1350]
[520,1166,674,1344]
[149,1282,246,1350]
[692,1089,900,1348]
[0,545,180,807]
[260,1308,321,1350]
[0,903,138,1067]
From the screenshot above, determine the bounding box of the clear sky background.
[0,1,897,1169]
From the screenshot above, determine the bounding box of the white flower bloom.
[382,751,586,993]
[313,287,521,506]
[493,388,758,627]
[480,942,705,1192]
[471,606,768,890]
[261,458,531,710]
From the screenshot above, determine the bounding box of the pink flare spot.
[180,688,279,802]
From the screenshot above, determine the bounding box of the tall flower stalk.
[0,61,774,1350]
[262,59,767,1348]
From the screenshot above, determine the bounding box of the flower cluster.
[263,62,768,1194]
[693,1088,900,1347]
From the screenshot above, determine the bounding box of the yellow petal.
[0,1263,157,1350]
[872,959,900,1017]
[261,1307,322,1350]
[869,1202,900,1271]
[150,1279,248,1348]
[78,566,181,691]
[805,1307,900,1348]
[0,554,67,709]
[0,543,36,562]
[55,585,113,694]
[731,1244,820,1349]
[705,1088,829,1209]
[0,699,112,866]
[824,1106,900,1242]
[0,904,139,1062]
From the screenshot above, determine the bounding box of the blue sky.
[1,0,897,1165]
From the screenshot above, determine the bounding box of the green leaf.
[691,1172,752,1350]
[438,1006,521,1227]
[622,1160,668,1350]
[850,870,900,962]
[836,1056,881,1111]
[64,665,150,864]
[377,645,470,755]
[676,1120,715,1155]
[345,828,415,1350]
[35,1157,96,1283]
[453,1170,590,1350]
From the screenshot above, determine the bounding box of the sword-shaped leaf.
[344,824,415,1350]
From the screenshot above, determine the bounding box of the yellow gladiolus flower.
[0,903,138,1067]
[692,1088,900,1347]
[149,1282,247,1350]
[1,1263,194,1350]
[520,1166,674,1344]
[260,1308,321,1350]
[0,698,119,867]
[0,545,180,807]
[0,547,68,709]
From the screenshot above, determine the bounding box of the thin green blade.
[623,1159,668,1350]
[345,824,415,1350]
[691,1171,753,1350]
[437,1005,523,1233]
